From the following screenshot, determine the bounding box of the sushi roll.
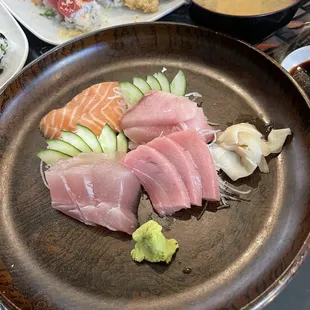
[0,33,8,74]
[62,1,102,31]
[39,0,103,32]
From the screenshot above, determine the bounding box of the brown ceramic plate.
[0,23,310,310]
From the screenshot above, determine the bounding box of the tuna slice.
[120,145,191,216]
[184,107,215,143]
[168,130,220,201]
[147,137,202,206]
[121,90,197,129]
[124,125,179,145]
[45,153,141,234]
[184,107,212,132]
[121,91,214,145]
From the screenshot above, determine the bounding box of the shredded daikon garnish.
[218,177,251,195]
[199,129,221,136]
[207,120,220,126]
[40,160,50,189]
[185,92,202,102]
[185,92,202,98]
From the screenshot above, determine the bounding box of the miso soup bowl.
[189,0,302,44]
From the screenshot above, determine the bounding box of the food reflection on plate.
[36,69,291,264]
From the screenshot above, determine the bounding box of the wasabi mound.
[131,220,179,264]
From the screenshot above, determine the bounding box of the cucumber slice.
[133,77,151,95]
[60,130,92,152]
[146,75,161,91]
[170,70,186,96]
[117,132,128,152]
[154,72,170,92]
[37,149,70,165]
[120,82,143,107]
[98,124,117,153]
[46,139,81,156]
[75,124,103,153]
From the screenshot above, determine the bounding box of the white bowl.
[281,45,310,72]
[0,2,29,91]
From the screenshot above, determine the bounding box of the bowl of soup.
[189,0,302,43]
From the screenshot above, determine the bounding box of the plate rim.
[0,1,29,91]
[0,22,310,310]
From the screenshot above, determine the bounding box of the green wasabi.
[131,220,179,264]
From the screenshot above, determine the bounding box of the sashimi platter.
[1,23,309,310]
[38,69,290,245]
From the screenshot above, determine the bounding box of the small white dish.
[0,2,29,91]
[281,45,310,72]
[1,0,185,46]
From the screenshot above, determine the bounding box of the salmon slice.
[39,82,125,139]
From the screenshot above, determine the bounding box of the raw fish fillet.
[40,82,124,139]
[124,125,179,145]
[121,91,214,145]
[120,145,191,216]
[45,153,141,234]
[121,90,197,129]
[147,137,202,206]
[184,107,212,132]
[168,130,220,201]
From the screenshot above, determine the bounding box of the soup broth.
[194,0,297,16]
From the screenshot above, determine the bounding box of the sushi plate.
[0,0,185,45]
[0,23,310,310]
[0,2,28,91]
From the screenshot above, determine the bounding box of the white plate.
[281,46,310,72]
[1,0,185,45]
[0,2,29,91]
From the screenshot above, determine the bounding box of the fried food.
[123,0,159,13]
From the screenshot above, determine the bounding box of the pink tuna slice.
[121,90,213,146]
[121,90,197,129]
[46,153,141,234]
[184,107,210,131]
[168,130,220,201]
[184,107,215,143]
[120,145,191,216]
[147,136,202,206]
[124,109,214,146]
[124,125,179,145]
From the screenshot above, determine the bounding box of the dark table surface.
[10,2,310,310]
